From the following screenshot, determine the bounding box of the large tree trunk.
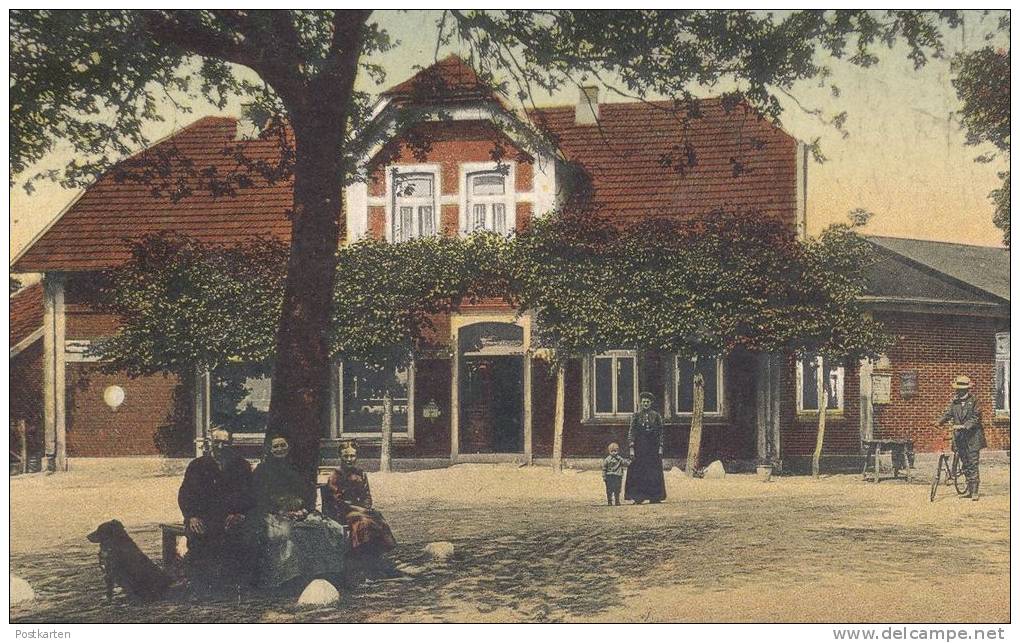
[380,387,393,473]
[552,361,566,473]
[812,363,829,478]
[265,115,346,503]
[685,369,705,476]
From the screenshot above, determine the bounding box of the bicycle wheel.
[951,452,967,495]
[930,454,946,502]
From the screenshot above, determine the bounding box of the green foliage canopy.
[952,43,1010,246]
[94,232,509,377]
[93,234,287,377]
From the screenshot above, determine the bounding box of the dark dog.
[87,519,172,602]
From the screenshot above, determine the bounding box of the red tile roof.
[14,59,798,273]
[10,283,44,349]
[532,99,797,223]
[14,117,294,272]
[382,54,494,102]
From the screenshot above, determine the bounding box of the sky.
[8,10,1010,264]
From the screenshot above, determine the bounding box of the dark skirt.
[625,431,666,502]
[346,508,397,555]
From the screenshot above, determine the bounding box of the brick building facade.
[12,56,1009,470]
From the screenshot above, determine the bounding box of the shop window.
[591,351,637,417]
[675,356,723,415]
[796,355,843,412]
[210,362,272,435]
[340,362,411,436]
[995,332,1010,415]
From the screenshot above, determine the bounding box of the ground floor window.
[995,332,1009,415]
[210,361,272,435]
[796,355,844,412]
[340,362,412,437]
[675,356,723,416]
[591,351,637,417]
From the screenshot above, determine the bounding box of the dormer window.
[391,169,437,242]
[467,170,509,234]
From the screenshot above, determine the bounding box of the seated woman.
[250,435,347,590]
[325,441,398,577]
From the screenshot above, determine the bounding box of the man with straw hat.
[935,375,987,500]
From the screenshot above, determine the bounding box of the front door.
[459,356,524,453]
[456,321,526,455]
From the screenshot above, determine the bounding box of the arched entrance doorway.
[451,318,531,460]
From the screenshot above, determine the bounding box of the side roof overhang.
[10,282,44,358]
[862,236,1009,319]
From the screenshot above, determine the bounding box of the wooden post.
[812,358,828,478]
[380,388,393,473]
[522,355,533,465]
[18,420,28,474]
[552,361,565,473]
[685,369,705,476]
[42,274,66,472]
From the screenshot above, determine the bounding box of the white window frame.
[459,161,516,235]
[995,332,1010,416]
[589,350,639,418]
[386,164,440,242]
[337,361,416,441]
[673,355,725,417]
[204,365,273,445]
[796,355,845,414]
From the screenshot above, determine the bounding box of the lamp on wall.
[103,385,125,412]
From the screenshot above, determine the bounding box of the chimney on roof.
[575,85,600,126]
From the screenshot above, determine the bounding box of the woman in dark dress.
[624,392,666,504]
[250,436,347,589]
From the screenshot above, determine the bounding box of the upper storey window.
[392,170,437,242]
[466,169,511,234]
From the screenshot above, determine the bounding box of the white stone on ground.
[704,460,726,479]
[297,579,340,606]
[11,575,35,605]
[424,541,455,562]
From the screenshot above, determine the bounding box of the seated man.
[178,428,255,590]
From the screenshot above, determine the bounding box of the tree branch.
[143,10,305,107]
[326,9,372,67]
[142,11,260,71]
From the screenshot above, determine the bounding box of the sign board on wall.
[899,371,918,399]
[423,399,441,419]
[871,374,892,404]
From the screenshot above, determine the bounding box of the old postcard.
[8,9,1010,631]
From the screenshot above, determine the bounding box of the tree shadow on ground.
[10,498,1005,623]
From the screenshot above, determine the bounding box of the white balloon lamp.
[103,385,125,411]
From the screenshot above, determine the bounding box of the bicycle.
[929,430,967,502]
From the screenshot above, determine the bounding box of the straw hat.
[951,375,972,390]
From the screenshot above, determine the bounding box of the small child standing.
[602,442,629,506]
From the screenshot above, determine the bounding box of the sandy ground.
[9,459,1010,623]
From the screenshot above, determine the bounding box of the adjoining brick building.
[11,56,1009,471]
[10,282,45,471]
